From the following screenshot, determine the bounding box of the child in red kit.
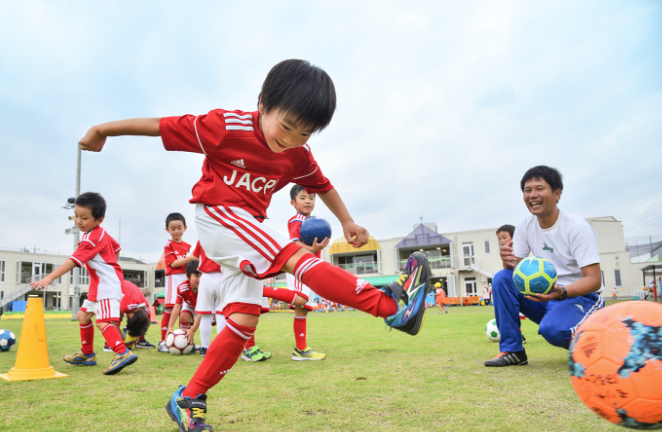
[80,59,431,431]
[31,192,137,375]
[263,184,329,360]
[160,212,197,352]
[167,261,203,349]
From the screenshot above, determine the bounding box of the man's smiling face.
[522,177,561,218]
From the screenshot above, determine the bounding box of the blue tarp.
[395,224,453,248]
[8,301,27,312]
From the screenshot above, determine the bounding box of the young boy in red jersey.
[79,59,431,431]
[192,241,224,357]
[167,261,202,348]
[103,279,154,352]
[160,213,197,352]
[263,185,329,360]
[31,192,137,375]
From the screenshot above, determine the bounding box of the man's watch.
[558,286,568,301]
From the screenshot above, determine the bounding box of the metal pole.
[71,144,81,320]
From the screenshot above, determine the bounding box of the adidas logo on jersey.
[231,159,246,169]
[356,279,369,294]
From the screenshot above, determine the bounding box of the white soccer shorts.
[81,298,120,323]
[196,272,224,314]
[195,204,300,316]
[165,273,187,307]
[180,301,196,318]
[286,274,316,311]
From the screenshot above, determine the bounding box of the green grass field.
[0,305,623,431]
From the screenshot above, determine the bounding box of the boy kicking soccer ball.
[79,59,431,431]
[167,261,203,349]
[30,193,137,375]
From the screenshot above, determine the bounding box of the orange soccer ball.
[569,301,662,429]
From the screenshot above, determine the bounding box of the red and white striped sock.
[294,316,307,350]
[262,286,297,305]
[101,323,127,354]
[161,308,172,342]
[179,322,192,330]
[294,254,397,318]
[245,333,256,350]
[182,318,254,398]
[80,322,95,355]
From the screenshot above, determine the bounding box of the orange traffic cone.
[0,297,67,382]
[150,305,158,324]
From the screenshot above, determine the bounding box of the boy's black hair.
[126,309,150,337]
[185,260,200,278]
[258,59,336,132]
[75,192,106,220]
[496,224,515,238]
[520,165,564,192]
[289,184,314,200]
[166,212,186,228]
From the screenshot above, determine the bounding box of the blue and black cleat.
[383,252,432,336]
[166,385,213,432]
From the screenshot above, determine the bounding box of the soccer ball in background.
[299,216,332,246]
[569,301,662,429]
[165,329,194,355]
[0,329,16,352]
[513,257,557,295]
[485,319,500,342]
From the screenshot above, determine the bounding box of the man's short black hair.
[75,192,106,220]
[166,212,186,228]
[126,309,150,337]
[290,184,314,200]
[520,165,564,192]
[185,260,200,279]
[496,224,515,238]
[259,59,336,133]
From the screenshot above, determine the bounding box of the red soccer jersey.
[160,110,334,220]
[176,280,198,309]
[288,213,321,258]
[70,226,123,302]
[164,240,191,275]
[192,241,221,274]
[120,280,149,319]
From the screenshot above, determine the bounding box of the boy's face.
[522,177,561,219]
[291,190,315,216]
[166,220,186,242]
[497,231,512,247]
[74,205,103,233]
[188,272,201,291]
[258,106,313,153]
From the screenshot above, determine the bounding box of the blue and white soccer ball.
[513,256,557,296]
[0,329,16,352]
[485,319,500,342]
[299,216,332,246]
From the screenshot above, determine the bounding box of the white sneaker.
[158,341,168,353]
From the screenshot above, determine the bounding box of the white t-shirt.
[513,210,601,290]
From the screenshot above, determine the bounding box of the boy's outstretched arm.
[30,259,76,290]
[318,188,368,248]
[79,118,161,152]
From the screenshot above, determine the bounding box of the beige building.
[0,249,157,311]
[321,216,650,299]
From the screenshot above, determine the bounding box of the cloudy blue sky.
[0,1,660,262]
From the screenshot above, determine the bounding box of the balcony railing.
[398,256,453,272]
[337,263,380,275]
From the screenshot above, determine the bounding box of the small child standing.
[31,192,137,375]
[435,282,448,314]
[192,241,225,357]
[160,213,197,352]
[263,185,329,360]
[496,224,526,344]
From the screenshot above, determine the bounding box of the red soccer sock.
[102,323,127,354]
[294,255,397,318]
[245,333,255,350]
[161,310,172,342]
[80,322,95,355]
[263,286,297,304]
[294,316,307,350]
[180,322,191,330]
[183,318,254,398]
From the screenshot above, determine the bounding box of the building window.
[70,266,90,286]
[15,261,61,285]
[484,241,491,254]
[464,277,477,295]
[614,269,622,287]
[154,270,165,288]
[123,270,148,288]
[0,259,4,283]
[462,242,475,267]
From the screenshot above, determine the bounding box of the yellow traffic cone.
[0,297,68,382]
